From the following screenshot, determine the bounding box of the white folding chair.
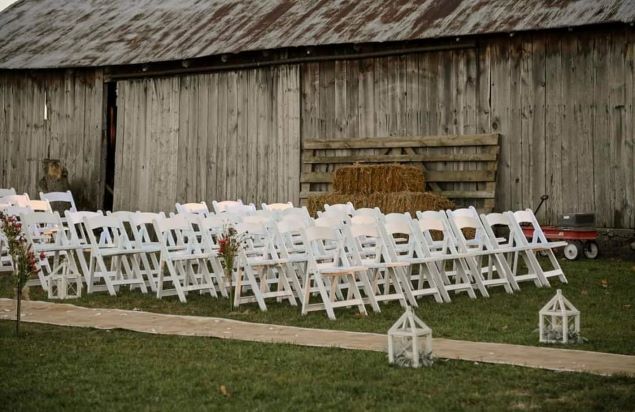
[271,218,311,304]
[83,215,148,295]
[344,221,411,308]
[129,212,166,292]
[445,208,516,296]
[300,225,374,320]
[413,211,476,301]
[20,211,83,298]
[153,215,218,302]
[233,221,296,311]
[480,212,548,288]
[65,210,104,281]
[175,201,210,217]
[381,219,445,304]
[39,191,77,213]
[509,209,568,284]
[0,188,16,197]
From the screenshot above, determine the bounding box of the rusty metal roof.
[0,0,633,69]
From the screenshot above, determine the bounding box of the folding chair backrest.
[29,199,52,213]
[351,215,376,225]
[446,207,488,251]
[0,194,31,207]
[324,202,355,216]
[511,209,549,244]
[262,202,293,212]
[65,211,103,245]
[243,215,273,225]
[384,212,412,225]
[280,207,312,225]
[20,211,67,246]
[39,191,77,213]
[216,212,242,225]
[83,215,129,248]
[0,188,16,197]
[480,212,515,248]
[302,225,345,261]
[352,207,383,221]
[131,212,165,244]
[317,208,350,225]
[212,200,244,214]
[314,216,345,229]
[175,201,209,216]
[3,205,33,217]
[225,203,256,216]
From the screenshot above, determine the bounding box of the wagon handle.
[534,194,549,215]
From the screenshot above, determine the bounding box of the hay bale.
[307,191,454,217]
[332,164,424,195]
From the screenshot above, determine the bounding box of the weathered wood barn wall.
[0,10,633,229]
[113,66,300,212]
[0,70,104,209]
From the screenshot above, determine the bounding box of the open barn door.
[103,81,117,211]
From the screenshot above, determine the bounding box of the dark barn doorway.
[103,82,117,211]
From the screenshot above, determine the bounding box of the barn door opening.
[103,82,117,211]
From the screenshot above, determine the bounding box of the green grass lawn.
[2,258,634,354]
[1,321,634,411]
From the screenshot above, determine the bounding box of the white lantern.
[539,289,580,344]
[47,259,82,300]
[388,306,433,368]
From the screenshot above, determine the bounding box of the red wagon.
[522,195,600,261]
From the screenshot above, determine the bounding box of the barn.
[0,0,633,232]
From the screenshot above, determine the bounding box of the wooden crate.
[300,133,500,211]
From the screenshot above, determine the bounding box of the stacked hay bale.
[307,164,455,216]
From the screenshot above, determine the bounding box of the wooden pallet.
[300,133,500,211]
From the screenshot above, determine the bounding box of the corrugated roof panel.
[0,0,633,69]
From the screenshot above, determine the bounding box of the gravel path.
[2,298,634,377]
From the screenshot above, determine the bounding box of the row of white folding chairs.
[0,190,77,215]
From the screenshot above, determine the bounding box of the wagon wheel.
[563,241,583,261]
[583,241,599,259]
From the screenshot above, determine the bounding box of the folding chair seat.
[445,208,516,296]
[39,190,77,213]
[175,201,210,216]
[152,215,218,302]
[381,219,445,304]
[233,221,296,311]
[20,211,83,298]
[0,188,16,197]
[508,209,568,284]
[83,215,148,295]
[413,211,476,301]
[300,225,375,320]
[480,212,548,288]
[344,222,412,308]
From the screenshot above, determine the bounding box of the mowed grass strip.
[1,258,634,355]
[1,321,634,411]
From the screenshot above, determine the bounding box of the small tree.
[0,211,39,336]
